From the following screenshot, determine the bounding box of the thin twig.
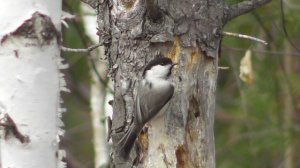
[61,43,102,53]
[223,31,268,45]
[61,11,77,28]
[280,0,300,52]
[218,66,230,70]
[64,1,113,94]
[62,11,77,21]
[223,46,300,57]
[251,12,274,42]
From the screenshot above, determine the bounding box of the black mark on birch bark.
[0,12,60,45]
[0,113,30,144]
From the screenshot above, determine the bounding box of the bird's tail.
[116,124,140,160]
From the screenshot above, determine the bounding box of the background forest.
[61,0,300,167]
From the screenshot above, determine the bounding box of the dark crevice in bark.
[189,95,201,118]
[145,0,164,23]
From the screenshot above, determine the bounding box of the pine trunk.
[92,0,272,167]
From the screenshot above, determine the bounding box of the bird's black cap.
[142,57,173,77]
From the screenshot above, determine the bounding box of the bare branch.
[61,11,76,21]
[80,0,98,9]
[61,11,77,28]
[222,46,300,57]
[61,43,102,53]
[225,0,272,22]
[218,66,230,70]
[222,31,268,45]
[280,0,300,52]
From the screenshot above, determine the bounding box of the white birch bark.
[81,3,110,167]
[0,0,66,167]
[90,61,109,168]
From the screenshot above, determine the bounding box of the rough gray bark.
[85,0,272,167]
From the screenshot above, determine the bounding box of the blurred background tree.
[61,0,300,167]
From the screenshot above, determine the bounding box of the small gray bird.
[117,57,177,159]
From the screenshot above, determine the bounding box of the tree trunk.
[90,48,110,168]
[80,3,111,167]
[89,0,271,167]
[0,1,66,167]
[282,40,295,168]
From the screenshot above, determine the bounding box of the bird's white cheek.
[147,65,171,78]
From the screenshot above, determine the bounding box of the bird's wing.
[135,83,174,124]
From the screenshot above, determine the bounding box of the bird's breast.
[145,78,172,90]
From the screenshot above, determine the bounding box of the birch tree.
[81,3,111,167]
[0,0,66,167]
[82,0,272,167]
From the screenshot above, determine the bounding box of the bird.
[117,56,177,159]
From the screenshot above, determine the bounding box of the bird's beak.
[171,63,178,69]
